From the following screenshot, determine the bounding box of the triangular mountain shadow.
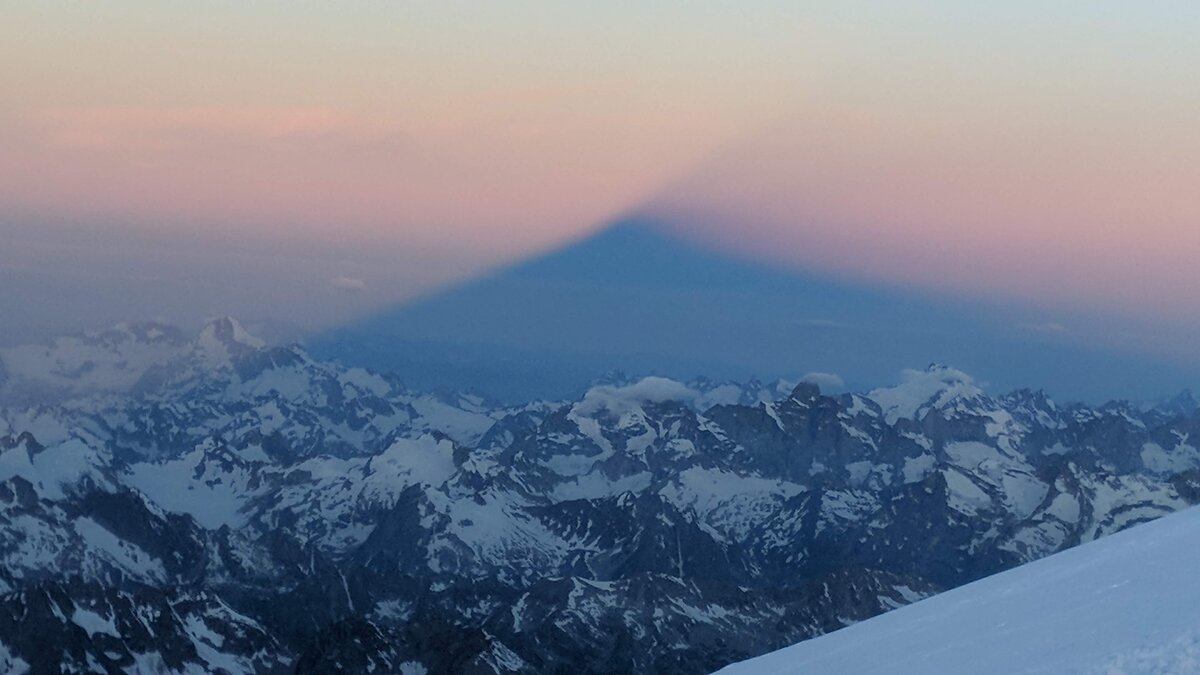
[309,217,1191,403]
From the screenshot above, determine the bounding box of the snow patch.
[72,606,120,638]
[902,454,936,484]
[73,517,166,581]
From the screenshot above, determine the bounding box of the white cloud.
[330,276,368,292]
[1018,321,1070,336]
[800,372,845,391]
[574,376,697,416]
[868,365,985,423]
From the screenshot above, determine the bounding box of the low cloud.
[800,372,845,391]
[574,376,697,416]
[330,276,368,292]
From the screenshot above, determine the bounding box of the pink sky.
[648,94,1200,324]
[3,2,1199,348]
[0,3,804,264]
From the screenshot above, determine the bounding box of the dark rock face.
[1,326,1198,673]
[0,581,288,674]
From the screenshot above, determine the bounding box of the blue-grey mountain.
[2,320,1200,672]
[312,219,1192,403]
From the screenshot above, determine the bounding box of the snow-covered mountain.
[717,503,1200,674]
[2,320,1200,672]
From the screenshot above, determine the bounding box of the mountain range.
[2,319,1200,672]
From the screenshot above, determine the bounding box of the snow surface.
[73,517,166,582]
[717,505,1200,675]
[0,438,111,500]
[0,642,29,675]
[408,396,498,445]
[1140,441,1200,476]
[72,606,120,638]
[124,445,265,529]
[0,333,180,395]
[869,366,985,424]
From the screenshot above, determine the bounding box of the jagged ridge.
[1,321,1199,673]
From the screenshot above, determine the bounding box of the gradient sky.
[3,2,1199,359]
[2,2,804,251]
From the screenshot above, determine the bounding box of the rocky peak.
[198,316,265,349]
[868,364,990,424]
[1155,389,1200,420]
[787,381,822,405]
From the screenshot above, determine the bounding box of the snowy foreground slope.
[719,505,1200,675]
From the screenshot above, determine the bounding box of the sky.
[2,2,1199,364]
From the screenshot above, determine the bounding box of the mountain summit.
[311,218,1192,402]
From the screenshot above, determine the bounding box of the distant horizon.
[6,3,1200,368]
[10,229,1196,407]
[4,312,1199,412]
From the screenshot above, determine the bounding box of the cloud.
[330,276,368,292]
[868,366,985,423]
[800,372,845,391]
[574,376,697,416]
[1018,321,1070,336]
